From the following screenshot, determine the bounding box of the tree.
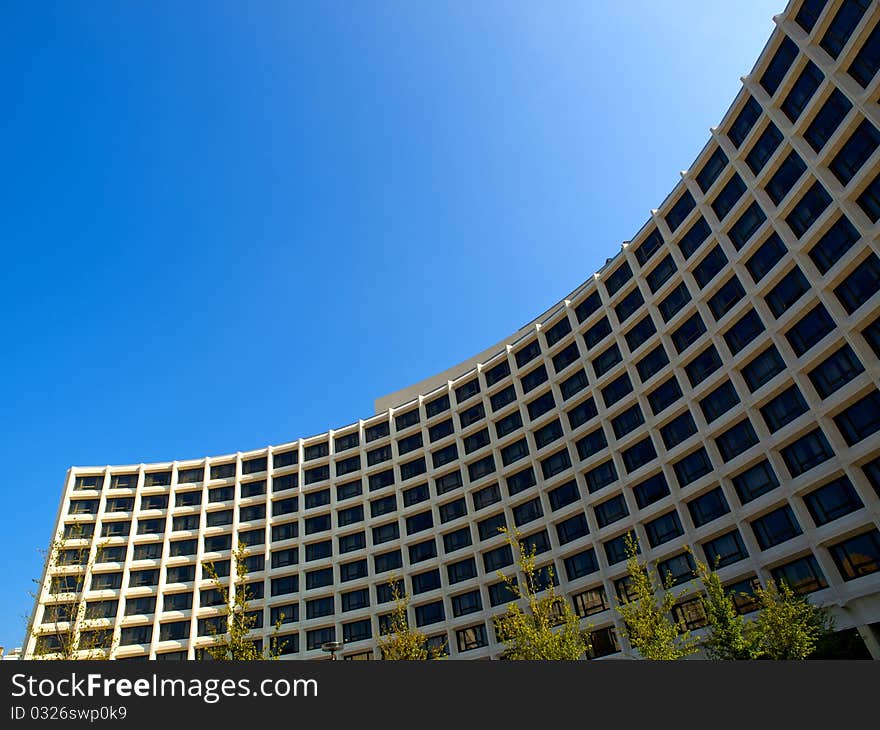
[28,523,115,660]
[615,532,697,660]
[748,579,833,660]
[493,528,591,660]
[692,554,751,660]
[378,576,446,659]
[203,541,284,660]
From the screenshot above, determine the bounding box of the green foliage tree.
[493,528,591,660]
[615,533,697,660]
[203,541,284,660]
[378,577,446,659]
[29,524,114,660]
[692,554,751,660]
[748,579,834,659]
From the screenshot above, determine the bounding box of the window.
[785,303,835,356]
[303,442,329,461]
[408,539,437,564]
[553,342,581,373]
[671,313,706,354]
[456,624,487,652]
[583,317,612,349]
[479,513,507,542]
[645,511,684,547]
[831,119,880,185]
[485,359,511,386]
[645,255,676,294]
[700,381,741,423]
[574,291,601,323]
[786,180,831,238]
[306,627,335,651]
[567,397,597,430]
[809,215,860,275]
[615,287,644,324]
[634,473,670,509]
[771,554,828,595]
[402,483,429,508]
[372,522,399,545]
[835,254,880,314]
[715,419,759,462]
[665,190,695,232]
[527,391,555,422]
[339,532,366,554]
[564,548,599,580]
[848,19,880,87]
[412,569,441,594]
[576,427,608,460]
[585,460,618,494]
[724,309,765,356]
[809,344,865,398]
[760,384,808,432]
[541,449,572,479]
[741,345,786,392]
[806,89,853,153]
[271,548,298,568]
[829,529,880,580]
[425,394,450,418]
[592,343,622,378]
[514,340,541,369]
[271,575,299,596]
[625,315,656,352]
[604,261,632,297]
[520,364,548,393]
[702,530,748,567]
[338,505,364,527]
[688,487,730,527]
[594,494,629,528]
[303,465,329,485]
[820,0,871,59]
[765,150,806,206]
[428,419,454,443]
[834,389,880,445]
[459,403,485,428]
[601,373,633,408]
[751,505,802,549]
[782,61,823,122]
[120,626,152,646]
[766,266,810,318]
[636,344,669,383]
[660,410,698,449]
[556,513,589,544]
[760,35,797,95]
[674,447,713,487]
[374,550,402,574]
[693,246,728,289]
[482,544,513,571]
[560,369,589,401]
[746,123,783,175]
[274,473,298,492]
[657,552,696,587]
[451,591,483,618]
[395,409,420,431]
[746,233,787,284]
[728,97,761,148]
[545,316,573,347]
[472,483,501,511]
[857,171,880,222]
[468,454,496,481]
[368,469,395,492]
[572,586,609,617]
[805,476,863,525]
[733,459,780,504]
[658,282,692,322]
[405,510,433,535]
[513,498,544,527]
[463,428,490,455]
[365,421,390,443]
[711,173,746,222]
[506,466,536,496]
[304,514,331,534]
[305,540,332,561]
[612,403,644,438]
[343,619,372,644]
[697,147,728,191]
[443,527,472,553]
[439,498,467,524]
[622,437,657,473]
[708,276,746,322]
[304,489,330,510]
[685,345,722,387]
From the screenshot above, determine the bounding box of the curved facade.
[27,0,880,660]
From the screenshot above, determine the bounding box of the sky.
[0,0,782,652]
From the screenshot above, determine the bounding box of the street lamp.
[321,641,343,660]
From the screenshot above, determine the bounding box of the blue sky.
[0,1,781,651]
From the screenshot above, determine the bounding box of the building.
[25,0,880,660]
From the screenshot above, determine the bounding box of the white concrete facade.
[25,0,880,660]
